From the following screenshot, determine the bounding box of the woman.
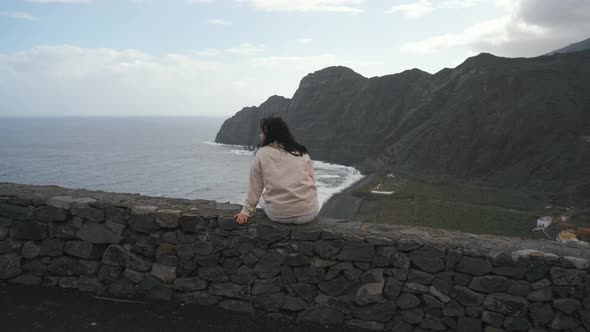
[234,117,319,225]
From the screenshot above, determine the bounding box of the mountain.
[547,37,590,55]
[215,51,590,208]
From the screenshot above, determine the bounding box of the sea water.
[0,117,363,207]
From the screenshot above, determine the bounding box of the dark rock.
[285,253,310,266]
[198,266,228,281]
[294,266,325,283]
[15,221,47,240]
[469,276,512,293]
[361,269,384,283]
[483,293,528,316]
[0,226,8,240]
[252,277,281,295]
[210,282,249,299]
[22,260,47,276]
[141,275,172,301]
[352,301,396,322]
[251,293,285,312]
[446,249,462,270]
[297,305,344,325]
[53,224,77,240]
[319,275,359,296]
[0,253,21,279]
[71,205,104,222]
[373,246,396,267]
[255,224,290,244]
[150,263,176,283]
[39,239,65,257]
[458,317,482,332]
[492,265,527,279]
[64,241,103,259]
[397,239,423,252]
[288,284,316,303]
[9,273,42,285]
[172,277,206,291]
[105,206,126,224]
[314,294,353,314]
[34,206,68,222]
[550,312,580,330]
[179,214,207,233]
[336,241,374,262]
[422,294,444,308]
[508,281,531,296]
[550,267,587,286]
[76,223,122,244]
[400,308,424,324]
[108,278,135,294]
[443,307,465,316]
[408,269,434,285]
[453,286,484,306]
[292,230,320,241]
[409,244,445,273]
[79,275,106,292]
[97,265,122,284]
[59,276,79,288]
[313,240,343,259]
[282,296,305,311]
[482,310,504,327]
[527,287,552,302]
[48,256,88,276]
[421,315,447,331]
[398,293,421,309]
[218,299,254,314]
[554,298,581,314]
[403,282,428,294]
[355,280,384,305]
[102,245,152,272]
[154,209,181,228]
[526,262,549,282]
[504,316,531,331]
[253,260,282,279]
[21,241,41,259]
[128,206,158,233]
[1,204,34,220]
[347,319,384,331]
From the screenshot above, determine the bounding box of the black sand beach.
[318,173,375,220]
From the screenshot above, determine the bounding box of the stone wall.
[1,183,590,331]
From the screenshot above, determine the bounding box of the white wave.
[202,141,247,148]
[317,169,364,207]
[229,149,255,156]
[316,174,340,179]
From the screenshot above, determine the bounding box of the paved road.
[319,174,375,220]
[0,284,357,332]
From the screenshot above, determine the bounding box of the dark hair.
[258,117,308,156]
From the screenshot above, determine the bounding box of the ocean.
[0,117,363,207]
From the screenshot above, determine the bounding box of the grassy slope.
[354,173,590,239]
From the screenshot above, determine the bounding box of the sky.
[1,0,589,117]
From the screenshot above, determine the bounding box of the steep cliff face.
[215,51,590,206]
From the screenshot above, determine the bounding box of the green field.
[354,173,590,239]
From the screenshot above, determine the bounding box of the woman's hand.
[234,213,250,225]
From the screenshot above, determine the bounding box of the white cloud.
[25,0,90,3]
[0,45,382,117]
[240,0,364,13]
[387,0,433,19]
[296,38,313,44]
[0,11,35,20]
[193,48,221,57]
[228,43,265,55]
[187,0,212,3]
[400,0,590,57]
[207,19,231,25]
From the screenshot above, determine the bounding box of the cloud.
[25,0,90,3]
[228,43,265,55]
[400,0,590,57]
[387,0,433,19]
[239,0,364,13]
[0,45,382,117]
[207,19,231,25]
[296,38,313,44]
[386,0,482,18]
[193,48,221,57]
[187,0,212,3]
[0,11,35,20]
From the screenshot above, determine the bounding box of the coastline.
[318,173,376,220]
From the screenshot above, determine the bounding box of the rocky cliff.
[215,52,590,207]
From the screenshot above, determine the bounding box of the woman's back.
[256,143,318,218]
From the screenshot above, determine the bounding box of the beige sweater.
[240,143,319,218]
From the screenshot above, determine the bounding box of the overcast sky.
[1,0,589,117]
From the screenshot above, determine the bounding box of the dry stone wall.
[2,183,590,331]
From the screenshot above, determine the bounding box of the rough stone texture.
[2,183,590,331]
